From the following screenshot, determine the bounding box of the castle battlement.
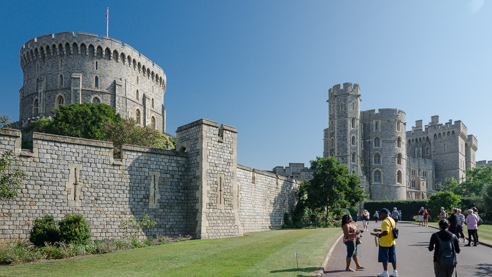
[20,32,166,85]
[477,160,492,167]
[328,82,360,98]
[361,108,406,121]
[408,116,468,140]
[466,135,478,151]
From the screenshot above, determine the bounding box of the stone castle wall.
[0,119,297,241]
[18,32,166,132]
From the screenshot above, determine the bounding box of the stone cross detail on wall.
[216,173,225,209]
[67,164,83,207]
[149,171,161,209]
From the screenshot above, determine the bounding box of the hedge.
[363,200,428,221]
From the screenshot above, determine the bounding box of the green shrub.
[283,212,292,226]
[363,200,428,221]
[59,214,91,245]
[29,215,60,247]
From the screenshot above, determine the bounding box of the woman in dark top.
[447,208,458,234]
[428,219,460,277]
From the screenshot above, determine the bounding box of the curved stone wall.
[19,32,167,132]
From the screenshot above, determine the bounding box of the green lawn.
[1,228,342,277]
[404,221,492,245]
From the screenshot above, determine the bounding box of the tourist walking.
[391,207,399,225]
[374,211,379,223]
[362,209,370,231]
[428,219,460,277]
[447,208,457,235]
[472,207,481,243]
[465,209,479,246]
[438,207,447,220]
[423,209,429,227]
[456,209,466,243]
[418,207,424,226]
[341,214,365,272]
[374,208,398,277]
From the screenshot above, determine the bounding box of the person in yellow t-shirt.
[373,208,397,277]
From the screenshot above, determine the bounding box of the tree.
[47,103,121,140]
[0,114,10,128]
[301,156,366,222]
[427,191,461,220]
[0,150,26,199]
[101,118,173,157]
[441,166,492,197]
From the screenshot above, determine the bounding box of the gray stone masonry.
[1,118,298,241]
[17,32,166,133]
[324,82,479,200]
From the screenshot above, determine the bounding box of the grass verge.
[404,221,492,245]
[1,228,341,277]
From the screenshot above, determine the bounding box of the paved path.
[322,222,492,277]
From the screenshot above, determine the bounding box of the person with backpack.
[428,219,460,277]
[465,209,479,246]
[373,208,398,277]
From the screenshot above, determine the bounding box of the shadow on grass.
[270,267,319,274]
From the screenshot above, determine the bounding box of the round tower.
[325,82,362,175]
[19,32,167,133]
[361,109,407,200]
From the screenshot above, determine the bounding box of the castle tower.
[360,109,407,200]
[19,32,167,133]
[324,83,362,175]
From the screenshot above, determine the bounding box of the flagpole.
[106,7,109,37]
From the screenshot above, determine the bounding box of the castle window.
[59,59,63,69]
[36,62,39,75]
[95,61,98,70]
[92,97,100,104]
[375,121,379,131]
[136,90,139,100]
[374,170,381,183]
[397,170,402,183]
[59,74,64,87]
[360,159,364,166]
[397,153,402,165]
[136,109,141,124]
[374,153,381,164]
[411,169,417,188]
[151,116,155,129]
[444,143,447,151]
[33,99,39,116]
[151,98,154,109]
[352,136,356,146]
[352,118,355,128]
[56,95,64,108]
[352,152,356,163]
[95,76,99,88]
[352,102,355,110]
[397,121,401,131]
[331,138,334,148]
[397,137,401,148]
[426,147,430,155]
[374,137,380,147]
[137,76,139,84]
[330,120,334,130]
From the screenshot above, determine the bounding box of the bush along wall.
[363,200,428,221]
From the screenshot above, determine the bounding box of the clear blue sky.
[1,0,491,170]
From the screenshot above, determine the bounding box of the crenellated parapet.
[328,82,360,99]
[20,32,166,88]
[466,135,478,151]
[407,116,468,141]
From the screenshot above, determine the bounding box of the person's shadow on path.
[474,263,492,276]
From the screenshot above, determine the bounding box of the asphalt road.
[322,222,492,277]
